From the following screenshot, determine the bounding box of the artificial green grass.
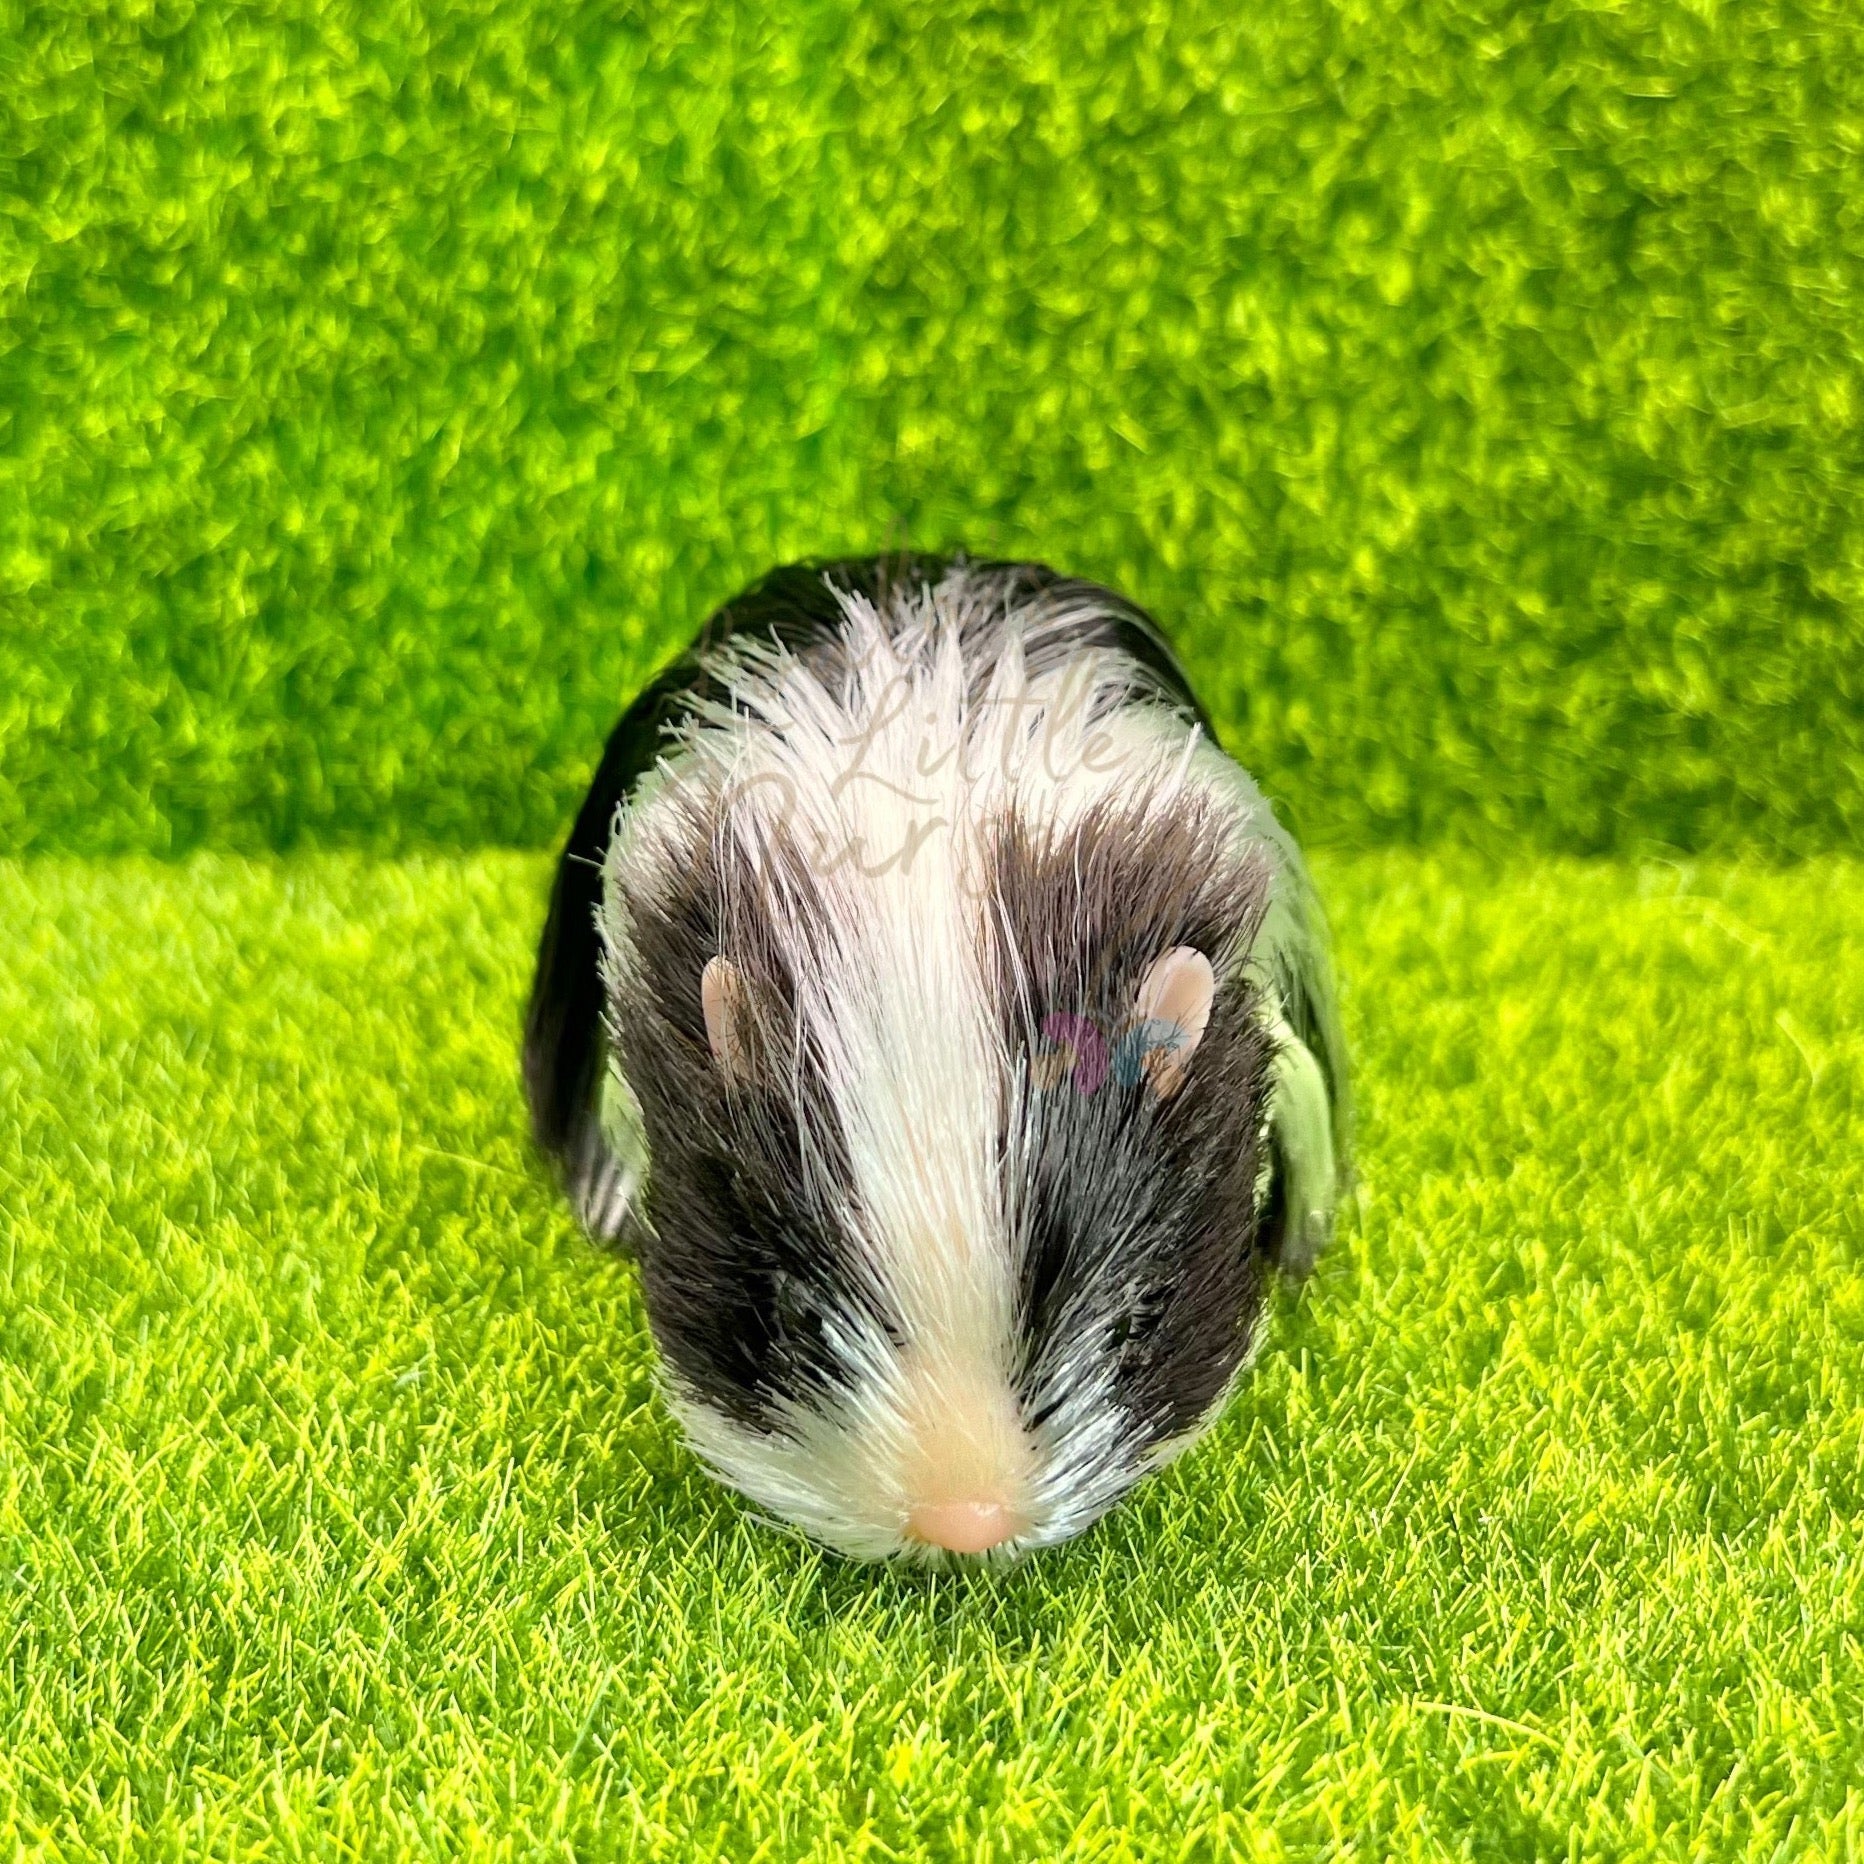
[3,850,1858,1859]
[5,0,1864,860]
[7,3,1860,1854]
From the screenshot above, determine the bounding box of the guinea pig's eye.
[772,1269,822,1349]
[1108,1289,1168,1357]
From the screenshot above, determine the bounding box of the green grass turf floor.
[1,851,1860,1860]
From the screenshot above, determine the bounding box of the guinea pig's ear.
[700,955,756,1084]
[1131,946,1215,1100]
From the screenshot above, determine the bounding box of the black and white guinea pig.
[524,554,1348,1561]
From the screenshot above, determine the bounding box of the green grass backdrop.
[4,0,1862,857]
[4,2,1864,1859]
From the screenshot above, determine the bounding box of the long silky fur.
[527,556,1347,1560]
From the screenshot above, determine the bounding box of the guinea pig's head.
[592,593,1313,1564]
[598,759,1287,1563]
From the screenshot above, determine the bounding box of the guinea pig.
[523,554,1348,1561]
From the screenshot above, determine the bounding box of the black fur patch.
[604,795,890,1429]
[985,793,1278,1447]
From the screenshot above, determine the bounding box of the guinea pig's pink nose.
[908,1500,1022,1554]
